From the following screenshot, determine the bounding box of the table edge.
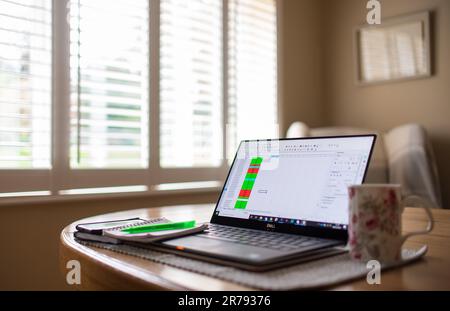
[60,228,191,290]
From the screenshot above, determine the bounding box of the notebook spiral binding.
[106,217,169,232]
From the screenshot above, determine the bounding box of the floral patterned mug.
[348,184,434,263]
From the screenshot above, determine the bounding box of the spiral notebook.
[103,218,208,243]
[74,217,208,244]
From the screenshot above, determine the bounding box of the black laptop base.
[131,241,346,272]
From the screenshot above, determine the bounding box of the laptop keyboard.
[199,224,338,252]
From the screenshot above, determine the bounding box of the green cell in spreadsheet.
[241,180,255,190]
[246,173,258,179]
[234,200,248,209]
[250,157,263,165]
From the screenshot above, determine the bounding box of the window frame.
[0,0,281,199]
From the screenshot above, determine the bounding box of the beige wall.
[280,0,327,133]
[323,0,450,206]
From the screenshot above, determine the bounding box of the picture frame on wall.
[355,11,432,85]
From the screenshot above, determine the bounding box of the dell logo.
[266,223,275,230]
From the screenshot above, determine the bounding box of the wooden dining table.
[60,204,450,290]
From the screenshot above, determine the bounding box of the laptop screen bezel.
[210,134,377,241]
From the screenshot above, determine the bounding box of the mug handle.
[401,195,435,245]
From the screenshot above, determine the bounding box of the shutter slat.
[1,0,51,11]
[0,27,51,40]
[0,41,51,52]
[0,56,50,67]
[0,12,51,26]
[0,69,51,80]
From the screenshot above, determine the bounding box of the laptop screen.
[212,136,376,234]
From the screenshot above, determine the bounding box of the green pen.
[122,220,196,234]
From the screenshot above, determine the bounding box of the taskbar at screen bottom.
[248,214,347,230]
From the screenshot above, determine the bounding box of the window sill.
[0,181,222,207]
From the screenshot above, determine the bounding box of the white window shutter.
[69,0,149,169]
[0,0,52,169]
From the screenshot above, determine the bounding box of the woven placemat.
[76,239,427,290]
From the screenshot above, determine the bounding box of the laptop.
[156,135,376,271]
